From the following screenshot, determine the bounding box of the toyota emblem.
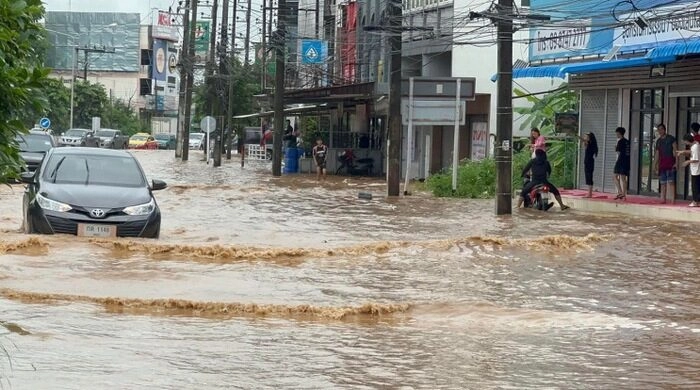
[90,209,106,218]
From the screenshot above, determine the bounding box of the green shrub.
[426,158,496,198]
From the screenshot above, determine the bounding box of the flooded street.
[1,150,699,389]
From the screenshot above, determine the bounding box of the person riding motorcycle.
[518,149,569,210]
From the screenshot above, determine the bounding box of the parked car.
[20,147,166,238]
[189,133,205,150]
[128,132,152,149]
[134,136,159,150]
[94,129,129,149]
[59,128,93,147]
[154,133,176,150]
[15,130,56,174]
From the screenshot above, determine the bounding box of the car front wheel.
[22,209,35,234]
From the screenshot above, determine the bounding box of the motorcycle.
[522,175,554,211]
[336,149,374,175]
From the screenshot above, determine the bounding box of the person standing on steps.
[578,132,598,198]
[655,124,678,204]
[613,127,630,200]
[312,137,328,182]
[677,133,700,207]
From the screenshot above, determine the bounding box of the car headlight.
[36,194,72,212]
[123,199,156,216]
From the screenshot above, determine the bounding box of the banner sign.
[152,39,167,81]
[194,21,210,62]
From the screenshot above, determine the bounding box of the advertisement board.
[528,0,699,62]
[153,11,179,41]
[470,122,488,161]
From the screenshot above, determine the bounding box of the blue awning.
[646,40,700,58]
[491,37,700,82]
[491,54,677,82]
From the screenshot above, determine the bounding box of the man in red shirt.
[655,124,678,204]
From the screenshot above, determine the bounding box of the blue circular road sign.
[39,117,51,129]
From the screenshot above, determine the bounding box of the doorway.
[630,88,664,195]
[676,97,700,199]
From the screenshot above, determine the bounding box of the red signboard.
[341,2,357,83]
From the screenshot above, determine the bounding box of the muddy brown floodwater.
[1,150,699,389]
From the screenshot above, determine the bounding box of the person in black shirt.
[613,127,631,200]
[519,149,569,210]
[578,132,598,198]
[283,120,297,148]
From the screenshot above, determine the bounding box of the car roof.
[66,128,91,132]
[25,131,53,137]
[50,147,133,158]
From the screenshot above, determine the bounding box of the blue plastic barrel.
[283,147,299,173]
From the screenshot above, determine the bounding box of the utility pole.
[183,0,199,161]
[261,1,266,90]
[495,0,513,215]
[176,0,192,159]
[225,0,239,160]
[386,0,402,196]
[244,0,252,66]
[206,0,218,116]
[272,0,286,176]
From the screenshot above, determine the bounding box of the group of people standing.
[579,122,700,206]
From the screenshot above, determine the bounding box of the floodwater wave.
[0,237,48,255]
[0,288,412,321]
[88,233,609,263]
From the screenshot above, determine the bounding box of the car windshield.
[190,134,204,140]
[96,130,116,137]
[65,130,87,137]
[43,154,145,187]
[154,134,170,140]
[16,134,53,152]
[131,135,148,141]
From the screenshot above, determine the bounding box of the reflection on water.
[1,150,700,388]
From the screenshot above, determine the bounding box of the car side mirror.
[20,172,35,184]
[151,179,167,191]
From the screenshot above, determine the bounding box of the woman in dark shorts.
[614,127,631,200]
[579,132,598,197]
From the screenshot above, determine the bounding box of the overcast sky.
[43,0,266,44]
[43,0,178,24]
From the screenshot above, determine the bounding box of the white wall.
[451,0,562,136]
[50,71,145,111]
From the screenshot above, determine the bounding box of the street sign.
[301,40,327,64]
[200,116,216,134]
[39,117,51,129]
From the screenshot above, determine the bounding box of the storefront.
[519,0,700,200]
[568,59,700,199]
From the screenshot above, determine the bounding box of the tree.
[514,84,578,134]
[513,83,580,189]
[0,0,50,183]
[72,80,108,128]
[38,78,71,132]
[102,99,144,136]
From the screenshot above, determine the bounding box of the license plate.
[78,224,117,237]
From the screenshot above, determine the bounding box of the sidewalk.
[560,189,700,222]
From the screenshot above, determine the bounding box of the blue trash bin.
[283,147,299,173]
